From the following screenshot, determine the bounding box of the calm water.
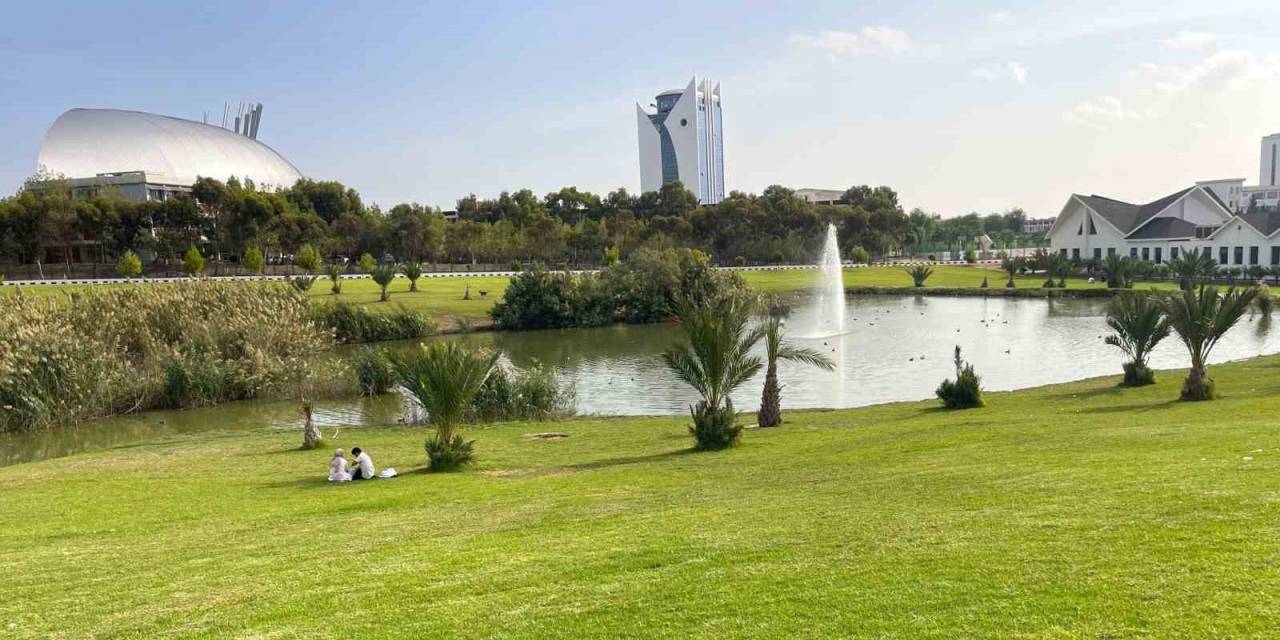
[5,293,1279,465]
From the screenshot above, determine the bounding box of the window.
[1234,246,1244,265]
[1093,248,1102,260]
[1250,246,1260,265]
[1220,246,1229,264]
[1108,247,1117,257]
[1130,248,1138,258]
[1141,247,1150,261]
[1154,247,1162,263]
[1088,216,1097,235]
[1072,248,1080,260]
[1077,223,1083,235]
[1272,246,1280,265]
[1170,247,1179,260]
[1060,248,1068,257]
[1203,246,1213,259]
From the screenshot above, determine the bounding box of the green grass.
[6,355,1280,637]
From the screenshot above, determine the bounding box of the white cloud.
[985,10,1015,26]
[971,61,1027,85]
[1063,96,1141,128]
[1151,49,1280,93]
[1162,30,1217,50]
[789,26,912,56]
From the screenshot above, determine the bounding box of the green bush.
[602,246,620,266]
[849,246,870,264]
[116,250,142,279]
[511,259,523,272]
[470,362,574,421]
[963,247,977,264]
[689,399,742,450]
[182,245,205,277]
[243,247,265,274]
[489,266,583,330]
[290,275,317,292]
[358,253,376,273]
[352,348,396,396]
[424,433,475,472]
[310,301,436,343]
[295,244,322,273]
[734,256,747,267]
[936,346,983,409]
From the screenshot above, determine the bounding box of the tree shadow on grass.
[565,448,699,472]
[1074,398,1181,414]
[1043,383,1129,402]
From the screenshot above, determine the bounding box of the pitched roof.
[1239,210,1280,236]
[1075,186,1198,236]
[1127,217,1196,239]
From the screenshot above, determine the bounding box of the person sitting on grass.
[350,447,375,481]
[328,449,351,483]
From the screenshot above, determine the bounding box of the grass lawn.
[5,355,1280,638]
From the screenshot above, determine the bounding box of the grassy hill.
[4,353,1280,638]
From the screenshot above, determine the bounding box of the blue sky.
[4,0,1280,217]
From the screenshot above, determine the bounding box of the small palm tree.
[1100,254,1133,288]
[1265,265,1280,286]
[999,254,1022,288]
[1104,293,1170,386]
[1158,285,1258,401]
[1052,255,1073,288]
[402,261,423,292]
[905,265,933,287]
[661,295,765,450]
[757,317,835,428]
[370,265,396,302]
[390,342,498,471]
[325,263,343,295]
[1166,251,1215,290]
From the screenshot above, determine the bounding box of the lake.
[4,292,1277,465]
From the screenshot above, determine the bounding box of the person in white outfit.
[328,449,351,482]
[350,447,375,481]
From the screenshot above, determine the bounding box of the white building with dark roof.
[1049,133,1280,268]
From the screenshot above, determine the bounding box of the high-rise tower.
[636,78,724,205]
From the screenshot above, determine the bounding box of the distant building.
[795,188,846,205]
[1022,217,1055,234]
[36,107,303,202]
[636,78,725,205]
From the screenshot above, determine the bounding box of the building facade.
[1049,133,1280,268]
[636,78,725,205]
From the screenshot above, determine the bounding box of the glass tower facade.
[637,78,725,205]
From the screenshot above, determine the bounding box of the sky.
[4,0,1280,218]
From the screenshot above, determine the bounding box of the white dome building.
[36,108,302,201]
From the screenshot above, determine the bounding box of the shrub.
[489,266,580,330]
[1257,283,1273,317]
[470,362,574,421]
[963,247,977,264]
[116,250,142,279]
[182,245,205,277]
[290,275,317,292]
[310,301,436,343]
[243,246,265,274]
[358,253,376,273]
[602,246,620,266]
[295,244,322,273]
[511,259,523,272]
[352,348,396,396]
[936,346,983,409]
[849,246,870,264]
[734,256,747,267]
[927,254,937,262]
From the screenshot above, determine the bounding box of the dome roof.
[37,108,303,188]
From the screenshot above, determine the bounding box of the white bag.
[378,468,398,478]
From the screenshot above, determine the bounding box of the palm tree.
[905,265,933,287]
[1166,251,1215,290]
[661,295,765,450]
[390,342,498,471]
[1035,250,1056,288]
[324,263,343,295]
[1265,265,1280,286]
[401,261,423,292]
[999,254,1023,288]
[1050,255,1073,288]
[1100,254,1133,288]
[1158,285,1258,401]
[757,317,835,428]
[1104,294,1170,386]
[370,265,396,301]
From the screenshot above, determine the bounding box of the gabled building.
[1047,185,1234,264]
